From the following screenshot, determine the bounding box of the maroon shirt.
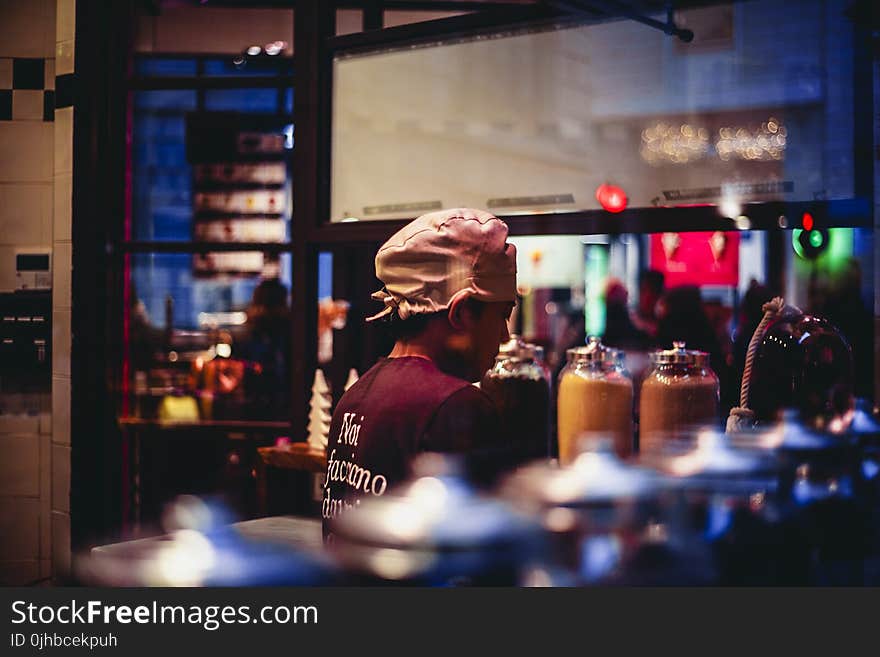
[321,357,503,536]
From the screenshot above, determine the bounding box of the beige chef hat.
[367,208,518,322]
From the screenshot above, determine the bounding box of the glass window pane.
[331,0,857,222]
[128,251,292,422]
[205,88,284,114]
[132,88,291,241]
[134,57,198,76]
[202,56,292,77]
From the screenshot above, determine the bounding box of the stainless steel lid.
[650,341,710,367]
[501,439,661,507]
[850,399,880,437]
[496,334,540,363]
[648,429,778,491]
[731,409,845,453]
[566,336,624,365]
[328,453,534,550]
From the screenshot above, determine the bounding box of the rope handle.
[739,296,785,408]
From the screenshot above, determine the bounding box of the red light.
[596,183,627,213]
[802,212,814,231]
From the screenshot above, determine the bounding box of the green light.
[792,228,805,259]
[809,230,824,248]
[584,244,608,337]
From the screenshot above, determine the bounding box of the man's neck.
[388,340,435,361]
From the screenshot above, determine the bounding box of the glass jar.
[643,428,782,585]
[733,409,866,584]
[639,341,719,454]
[557,337,633,463]
[326,453,540,585]
[498,439,712,585]
[481,336,551,465]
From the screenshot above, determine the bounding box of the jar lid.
[566,336,623,365]
[649,428,778,485]
[733,409,843,452]
[328,453,534,551]
[850,399,880,437]
[497,334,540,363]
[650,341,710,367]
[501,438,661,507]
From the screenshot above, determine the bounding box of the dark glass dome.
[747,309,855,432]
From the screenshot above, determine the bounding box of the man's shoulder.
[350,357,474,402]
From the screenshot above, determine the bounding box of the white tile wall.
[0,58,11,87]
[0,183,53,246]
[0,245,17,292]
[52,309,70,377]
[52,0,76,584]
[0,412,40,434]
[39,434,51,559]
[54,107,73,175]
[51,443,69,513]
[12,90,45,121]
[57,0,75,44]
[51,376,70,446]
[0,0,56,58]
[55,39,74,76]
[52,240,71,308]
[0,0,75,588]
[53,174,71,241]
[0,435,40,496]
[44,58,55,90]
[0,496,40,560]
[0,122,54,182]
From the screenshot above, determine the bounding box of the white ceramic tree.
[307,368,332,450]
[344,368,359,392]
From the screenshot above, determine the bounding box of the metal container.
[557,337,634,463]
[848,399,880,583]
[644,428,783,584]
[481,335,552,464]
[639,341,720,454]
[75,496,335,586]
[498,439,710,585]
[326,453,541,585]
[733,409,866,584]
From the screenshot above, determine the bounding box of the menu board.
[186,113,290,277]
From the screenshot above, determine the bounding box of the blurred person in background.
[603,277,651,350]
[236,277,292,420]
[823,258,872,399]
[322,209,517,540]
[656,285,733,416]
[632,269,665,342]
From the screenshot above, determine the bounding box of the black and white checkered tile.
[0,57,73,122]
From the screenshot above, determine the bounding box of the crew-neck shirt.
[321,356,502,538]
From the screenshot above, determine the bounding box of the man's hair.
[382,298,487,342]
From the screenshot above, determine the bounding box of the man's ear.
[447,294,474,331]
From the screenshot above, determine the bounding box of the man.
[632,269,665,341]
[321,208,517,535]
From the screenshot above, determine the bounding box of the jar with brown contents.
[481,337,551,466]
[639,341,719,454]
[557,337,634,463]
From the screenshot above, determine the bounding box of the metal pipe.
[549,0,694,42]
